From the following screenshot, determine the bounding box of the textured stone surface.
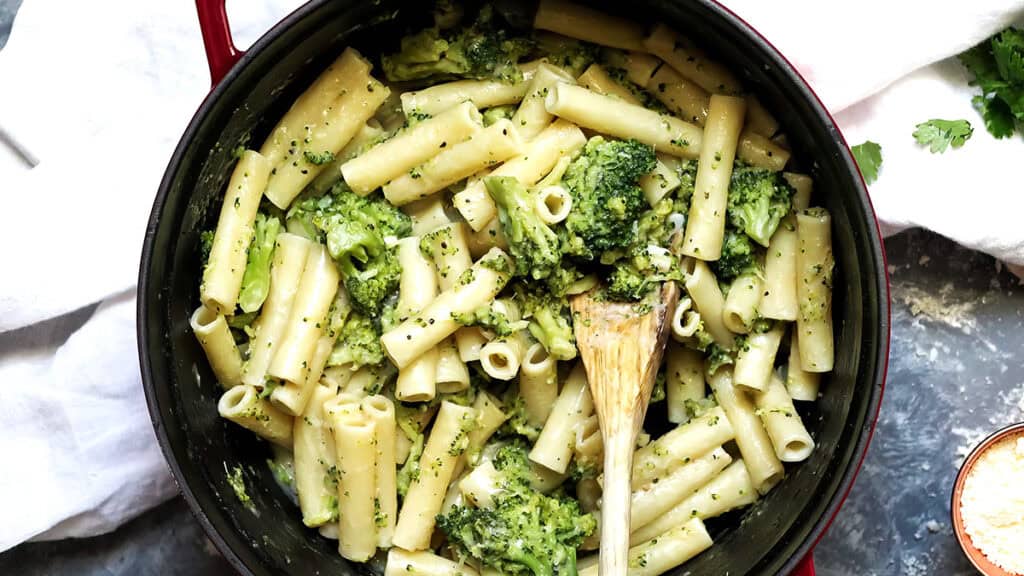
[4,2,1024,573]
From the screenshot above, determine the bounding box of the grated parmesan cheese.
[961,435,1024,574]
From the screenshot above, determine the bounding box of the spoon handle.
[600,428,635,576]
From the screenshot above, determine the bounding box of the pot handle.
[792,555,815,576]
[195,0,243,87]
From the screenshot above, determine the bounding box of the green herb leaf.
[912,119,973,153]
[959,28,1024,137]
[973,95,1016,138]
[850,141,883,184]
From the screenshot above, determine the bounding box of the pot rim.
[138,1,891,574]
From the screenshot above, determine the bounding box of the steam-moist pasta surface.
[190,2,836,573]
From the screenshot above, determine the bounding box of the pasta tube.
[218,384,293,447]
[293,384,338,527]
[395,237,440,401]
[545,83,703,159]
[647,64,710,125]
[785,172,814,210]
[258,48,371,168]
[623,518,714,576]
[264,62,390,208]
[733,323,785,392]
[519,342,559,427]
[745,96,779,137]
[385,549,480,576]
[796,208,835,372]
[466,216,510,257]
[787,329,822,401]
[393,401,478,551]
[534,0,646,51]
[330,411,378,562]
[630,447,731,531]
[267,244,339,387]
[403,196,451,236]
[383,119,523,206]
[669,296,701,341]
[341,101,483,195]
[200,150,273,313]
[643,24,741,94]
[530,363,593,473]
[640,155,682,207]
[707,368,783,493]
[754,374,815,462]
[362,394,398,547]
[760,215,798,320]
[665,343,705,424]
[190,306,243,388]
[577,63,642,104]
[738,130,790,172]
[512,62,576,140]
[632,406,734,489]
[479,336,523,381]
[270,334,333,416]
[306,119,385,197]
[534,185,573,224]
[722,272,764,334]
[681,258,734,349]
[603,50,661,86]
[681,94,746,260]
[630,460,756,545]
[399,64,542,115]
[435,337,471,393]
[381,249,513,369]
[243,233,312,387]
[454,119,586,231]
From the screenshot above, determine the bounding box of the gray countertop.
[3,3,1023,574]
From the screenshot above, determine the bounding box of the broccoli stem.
[508,547,554,576]
[529,308,576,361]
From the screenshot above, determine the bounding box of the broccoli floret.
[451,304,527,337]
[382,6,533,83]
[515,285,577,360]
[485,176,563,281]
[498,386,541,441]
[650,367,666,403]
[328,312,385,368]
[397,430,425,499]
[200,229,215,264]
[712,228,762,284]
[481,104,517,126]
[683,396,718,420]
[676,159,698,206]
[681,320,715,352]
[237,214,281,313]
[287,183,411,314]
[563,137,656,258]
[606,242,682,302]
[568,458,599,484]
[705,343,735,377]
[437,443,596,576]
[536,33,599,77]
[727,166,794,247]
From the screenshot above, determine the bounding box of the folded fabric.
[1,0,1023,553]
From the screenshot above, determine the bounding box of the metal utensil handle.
[195,0,243,87]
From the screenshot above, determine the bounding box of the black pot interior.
[139,1,888,574]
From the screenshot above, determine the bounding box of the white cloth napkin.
[1,0,1023,552]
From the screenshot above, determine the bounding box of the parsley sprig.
[913,119,973,153]
[850,141,883,185]
[959,27,1024,138]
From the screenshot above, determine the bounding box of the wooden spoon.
[571,282,679,575]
